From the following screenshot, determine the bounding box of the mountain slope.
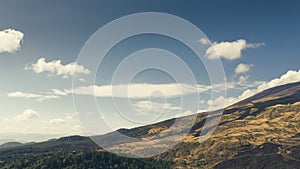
[93,81,300,168]
[1,82,300,168]
[235,81,300,106]
[159,81,300,168]
[0,142,23,149]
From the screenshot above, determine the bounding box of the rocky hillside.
[95,81,300,168]
[1,82,300,168]
[159,81,300,168]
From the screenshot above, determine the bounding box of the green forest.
[0,151,173,169]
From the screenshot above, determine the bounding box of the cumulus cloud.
[208,69,300,109]
[49,118,65,125]
[0,29,24,53]
[14,109,39,121]
[238,75,249,83]
[238,69,300,101]
[134,100,181,113]
[199,38,211,45]
[7,91,60,102]
[205,39,264,60]
[235,63,252,74]
[207,96,238,109]
[26,57,90,78]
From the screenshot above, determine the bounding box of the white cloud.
[1,111,83,136]
[207,96,238,109]
[0,29,24,53]
[26,57,90,78]
[199,38,211,45]
[7,91,60,102]
[73,83,204,99]
[6,82,227,102]
[14,109,39,121]
[238,69,300,101]
[235,63,252,74]
[134,100,181,113]
[8,91,41,99]
[232,79,264,90]
[7,73,278,105]
[49,118,65,125]
[38,95,59,102]
[51,89,70,96]
[209,69,300,109]
[79,78,86,82]
[205,39,264,60]
[238,75,249,83]
[6,77,264,105]
[19,82,230,100]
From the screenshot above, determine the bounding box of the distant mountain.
[0,136,172,169]
[0,135,98,157]
[0,133,64,145]
[1,82,300,168]
[0,142,23,149]
[0,139,15,146]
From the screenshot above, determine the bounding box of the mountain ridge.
[1,81,300,168]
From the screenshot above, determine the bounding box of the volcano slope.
[1,82,300,169]
[100,81,300,168]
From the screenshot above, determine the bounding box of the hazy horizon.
[1,0,300,143]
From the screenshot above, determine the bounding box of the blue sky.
[0,0,300,142]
